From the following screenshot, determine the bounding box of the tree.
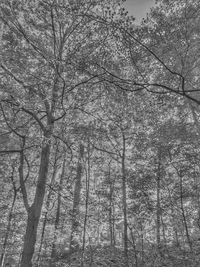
[0,0,121,265]
[1,0,200,266]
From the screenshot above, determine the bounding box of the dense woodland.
[0,0,200,266]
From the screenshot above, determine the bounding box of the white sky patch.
[123,0,155,23]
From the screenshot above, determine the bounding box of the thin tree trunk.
[129,227,138,267]
[188,103,200,231]
[97,195,101,246]
[121,133,129,266]
[156,154,161,250]
[81,142,90,267]
[0,188,17,267]
[70,143,84,252]
[112,203,116,246]
[167,156,180,248]
[179,171,192,251]
[51,156,66,262]
[161,214,167,248]
[167,188,179,247]
[108,161,114,247]
[140,223,144,266]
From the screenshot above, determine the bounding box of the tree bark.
[36,143,59,266]
[21,140,51,267]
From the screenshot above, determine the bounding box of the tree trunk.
[70,143,84,252]
[81,142,90,267]
[130,227,138,267]
[156,154,161,250]
[179,171,192,251]
[21,141,51,267]
[161,214,167,248]
[112,204,116,246]
[51,156,66,262]
[122,133,129,266]
[167,163,180,248]
[0,189,17,267]
[140,223,144,266]
[108,161,115,247]
[97,195,101,245]
[36,143,59,266]
[188,103,200,231]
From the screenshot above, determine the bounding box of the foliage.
[1,0,200,266]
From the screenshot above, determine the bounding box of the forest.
[0,0,200,266]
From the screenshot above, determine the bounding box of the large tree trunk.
[36,143,59,266]
[21,141,51,267]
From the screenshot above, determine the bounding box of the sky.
[123,0,155,23]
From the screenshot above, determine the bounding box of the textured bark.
[21,141,51,267]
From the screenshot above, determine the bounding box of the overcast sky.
[123,0,155,23]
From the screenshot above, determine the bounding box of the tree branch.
[18,139,30,212]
